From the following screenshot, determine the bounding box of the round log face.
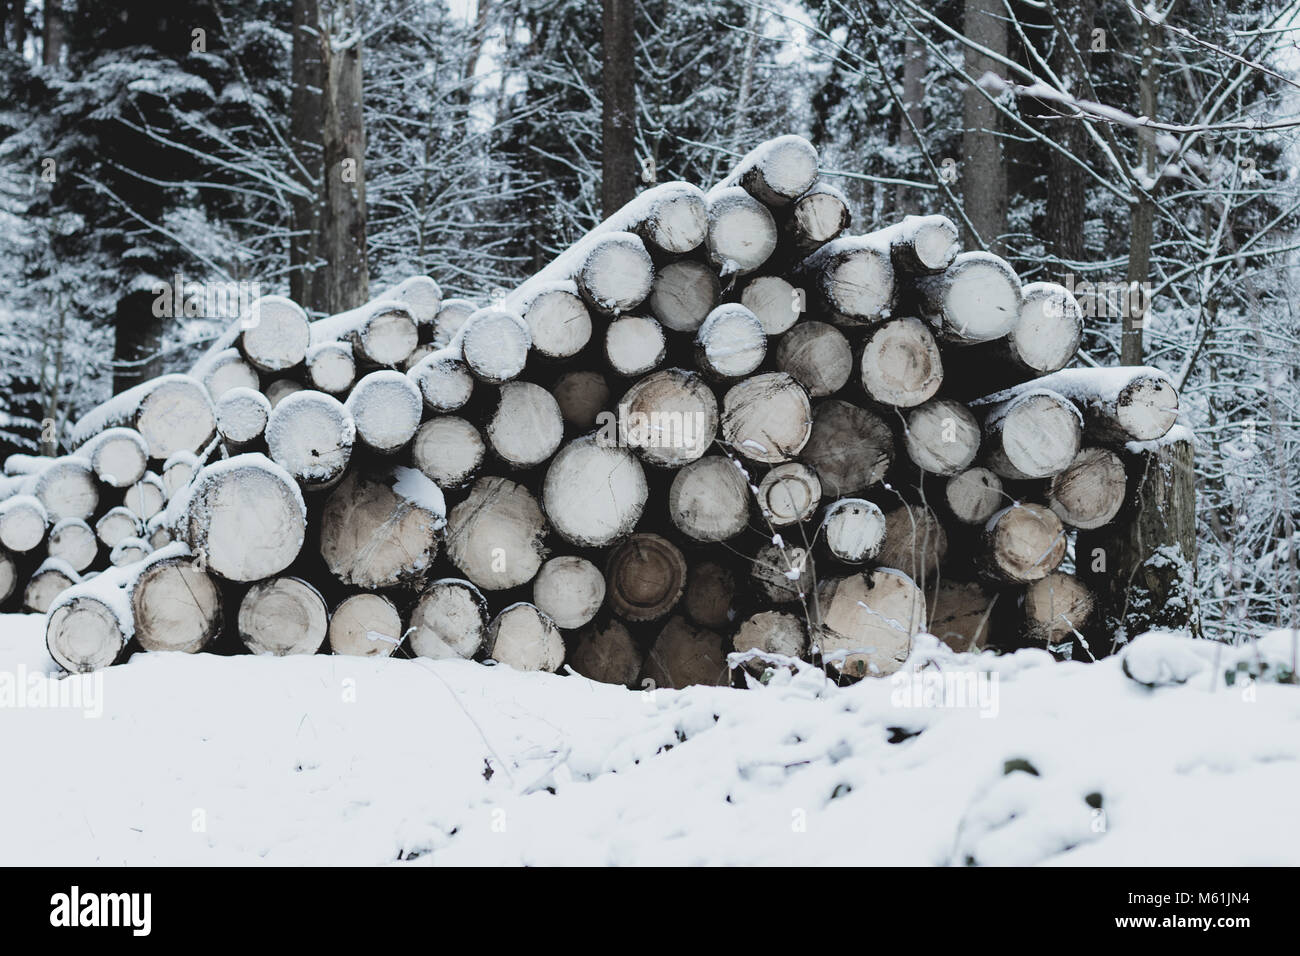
[751,543,813,604]
[307,342,356,394]
[578,234,655,313]
[238,577,328,656]
[357,304,419,367]
[814,569,925,677]
[47,598,124,673]
[758,462,822,527]
[641,615,728,688]
[96,507,141,549]
[321,471,442,590]
[410,353,474,413]
[643,188,709,254]
[542,437,647,548]
[684,561,735,630]
[792,190,849,246]
[461,309,531,384]
[734,610,808,661]
[0,497,47,552]
[945,467,1004,524]
[187,458,306,582]
[606,533,687,622]
[109,538,150,567]
[669,455,751,542]
[1011,283,1082,373]
[605,314,667,377]
[409,578,490,660]
[1049,447,1126,529]
[618,368,718,468]
[1023,572,1094,643]
[24,569,76,614]
[241,297,310,372]
[264,378,304,408]
[124,476,166,520]
[553,371,610,430]
[747,136,819,204]
[1117,376,1180,441]
[487,382,564,468]
[432,299,477,348]
[48,519,98,573]
[34,458,99,523]
[992,392,1082,479]
[567,618,642,687]
[859,316,944,408]
[0,551,14,604]
[525,288,592,360]
[266,390,355,488]
[445,476,547,590]
[721,372,813,464]
[706,187,778,276]
[412,417,485,489]
[798,399,892,495]
[741,276,802,335]
[328,593,403,657]
[136,377,216,459]
[487,603,565,672]
[929,580,997,652]
[133,558,222,654]
[533,556,606,629]
[696,304,766,379]
[820,497,885,564]
[986,504,1067,583]
[904,399,981,476]
[215,387,270,445]
[820,243,893,324]
[90,429,149,488]
[878,505,948,582]
[347,371,422,453]
[774,321,852,398]
[922,252,1021,342]
[203,350,260,401]
[649,259,719,333]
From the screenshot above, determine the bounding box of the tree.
[319,0,368,312]
[961,0,1007,252]
[601,0,636,216]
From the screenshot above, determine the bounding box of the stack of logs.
[0,134,1182,685]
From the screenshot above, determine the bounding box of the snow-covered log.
[542,436,647,548]
[131,545,222,654]
[320,467,445,590]
[740,275,803,336]
[264,378,305,408]
[1003,282,1083,375]
[24,558,78,614]
[813,567,926,677]
[711,134,819,208]
[0,494,46,552]
[408,578,490,660]
[310,299,418,369]
[617,368,718,468]
[757,461,822,527]
[486,382,564,469]
[875,215,960,276]
[533,555,605,629]
[29,456,98,522]
[788,182,851,253]
[858,316,944,407]
[95,506,141,549]
[487,602,565,672]
[819,497,886,564]
[797,398,893,495]
[625,181,709,254]
[411,416,485,489]
[977,388,1083,480]
[431,298,478,349]
[445,476,547,590]
[47,518,97,573]
[705,187,779,276]
[82,427,149,489]
[46,562,135,672]
[408,348,474,414]
[458,308,531,384]
[214,387,270,452]
[1048,447,1127,530]
[648,259,719,333]
[695,304,766,379]
[979,503,1067,584]
[606,533,687,622]
[160,451,199,499]
[641,615,728,688]
[327,593,402,657]
[239,295,311,372]
[798,235,894,326]
[605,314,667,377]
[903,398,981,476]
[734,610,808,662]
[773,320,852,398]
[520,281,592,360]
[123,473,166,520]
[237,576,328,656]
[668,455,751,542]
[574,233,655,314]
[0,549,14,604]
[196,348,260,402]
[182,454,306,582]
[69,374,216,460]
[109,537,151,567]
[345,370,422,454]
[720,372,813,464]
[383,275,443,328]
[305,341,357,394]
[265,390,355,489]
[913,251,1021,344]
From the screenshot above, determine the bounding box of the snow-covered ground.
[1,613,1297,866]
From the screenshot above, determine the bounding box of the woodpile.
[0,134,1184,682]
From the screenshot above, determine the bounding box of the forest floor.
[0,613,1297,866]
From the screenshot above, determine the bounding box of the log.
[979,503,1067,583]
[751,542,813,604]
[445,476,547,590]
[617,368,717,467]
[310,299,419,368]
[800,235,895,327]
[928,579,998,652]
[740,275,803,335]
[714,134,819,208]
[630,182,709,254]
[0,547,14,604]
[123,473,166,520]
[95,506,142,549]
[486,602,565,672]
[575,232,655,314]
[214,387,271,451]
[487,381,564,469]
[131,548,223,653]
[408,349,474,413]
[1048,446,1126,529]
[567,617,643,686]
[819,497,886,564]
[0,494,46,552]
[798,398,893,495]
[240,295,310,372]
[721,372,813,464]
[320,467,445,590]
[813,568,926,677]
[995,366,1180,444]
[977,388,1083,480]
[384,275,443,328]
[684,560,736,630]
[183,454,307,582]
[346,370,423,454]
[542,436,647,548]
[46,566,134,672]
[431,298,478,349]
[1023,571,1094,645]
[903,398,981,476]
[733,610,808,662]
[264,378,305,408]
[705,186,779,276]
[32,456,99,522]
[400,343,437,373]
[553,371,610,430]
[412,416,485,489]
[757,461,822,527]
[1004,282,1083,375]
[408,578,490,660]
[640,614,728,688]
[859,316,944,407]
[84,427,149,488]
[773,320,852,398]
[305,341,357,394]
[649,259,720,333]
[238,576,328,656]
[109,537,151,566]
[47,518,97,572]
[605,314,668,379]
[533,555,605,629]
[914,251,1021,343]
[160,451,199,498]
[521,282,592,360]
[789,182,851,253]
[328,593,403,657]
[24,559,78,614]
[668,455,751,542]
[459,308,531,384]
[878,503,948,581]
[199,348,259,401]
[876,214,960,276]
[265,390,356,489]
[70,374,216,460]
[944,466,1004,524]
[695,304,766,379]
[146,514,173,549]
[606,533,687,622]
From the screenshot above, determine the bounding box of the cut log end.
[328,593,403,658]
[238,576,328,656]
[606,533,687,622]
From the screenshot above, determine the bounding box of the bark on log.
[914,251,1021,343]
[605,314,667,377]
[346,370,422,454]
[553,371,611,430]
[328,592,403,657]
[944,467,1004,524]
[721,372,813,464]
[320,467,445,590]
[568,617,643,686]
[617,368,717,467]
[47,518,97,573]
[1048,446,1127,530]
[412,416,485,489]
[0,548,15,605]
[812,568,926,677]
[542,436,647,548]
[648,259,719,333]
[640,614,728,688]
[238,576,328,656]
[131,549,223,653]
[859,316,944,408]
[305,341,357,394]
[904,398,981,476]
[757,461,821,527]
[70,374,216,460]
[486,602,565,672]
[668,455,751,542]
[684,560,736,630]
[979,503,1067,584]
[773,320,852,398]
[705,186,779,277]
[408,578,490,660]
[533,555,606,629]
[265,390,356,489]
[445,476,547,590]
[799,235,894,326]
[978,388,1083,480]
[606,533,687,621]
[798,398,892,495]
[819,496,886,564]
[713,134,819,208]
[876,214,960,276]
[695,304,766,379]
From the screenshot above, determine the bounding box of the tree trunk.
[42,0,63,66]
[113,290,166,396]
[601,0,637,217]
[1046,0,1094,264]
[319,0,368,313]
[961,0,1008,253]
[1123,10,1160,365]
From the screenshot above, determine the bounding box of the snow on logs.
[69,374,216,460]
[320,467,445,590]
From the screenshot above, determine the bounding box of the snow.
[309,298,414,348]
[68,374,198,450]
[390,466,448,527]
[1126,422,1195,454]
[346,371,422,449]
[707,133,818,200]
[0,621,1296,865]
